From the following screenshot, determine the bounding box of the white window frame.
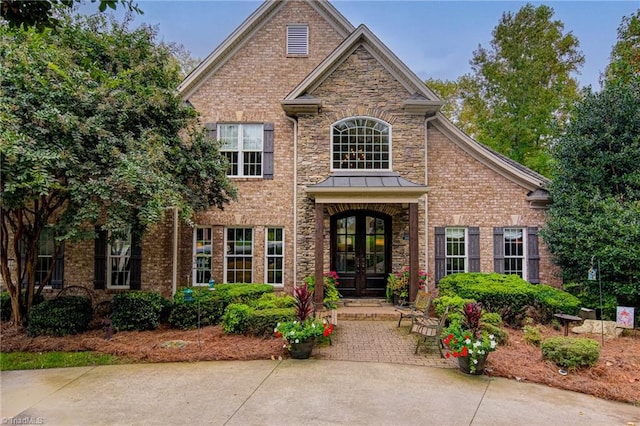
[445,227,467,276]
[224,227,253,283]
[107,230,132,289]
[503,227,527,279]
[36,228,55,287]
[265,227,285,286]
[218,123,264,178]
[193,227,213,286]
[330,116,392,171]
[286,24,308,55]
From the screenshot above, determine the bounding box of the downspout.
[172,207,179,297]
[285,115,298,289]
[424,114,438,289]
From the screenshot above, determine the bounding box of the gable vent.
[287,25,308,55]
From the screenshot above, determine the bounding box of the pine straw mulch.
[1,322,639,405]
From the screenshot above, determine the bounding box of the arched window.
[331,117,391,170]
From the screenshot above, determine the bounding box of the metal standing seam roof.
[309,173,427,189]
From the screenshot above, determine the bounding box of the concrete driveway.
[2,360,639,425]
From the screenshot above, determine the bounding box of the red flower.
[461,346,468,357]
[274,331,282,338]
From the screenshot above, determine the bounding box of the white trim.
[193,226,213,286]
[106,230,132,290]
[219,123,264,178]
[503,227,527,280]
[445,227,468,275]
[329,116,392,172]
[224,227,254,283]
[264,227,285,287]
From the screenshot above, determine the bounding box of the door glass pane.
[365,216,385,273]
[336,216,356,273]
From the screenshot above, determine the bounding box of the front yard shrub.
[523,324,543,346]
[221,303,253,334]
[27,296,93,336]
[249,307,296,336]
[482,322,509,345]
[110,292,168,331]
[437,273,580,326]
[248,293,295,310]
[169,287,225,329]
[541,337,600,369]
[215,283,274,305]
[1,292,11,322]
[481,312,503,327]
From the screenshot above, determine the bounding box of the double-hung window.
[503,228,525,278]
[445,228,467,275]
[107,230,132,289]
[219,124,264,177]
[225,228,253,283]
[194,227,213,286]
[265,228,284,286]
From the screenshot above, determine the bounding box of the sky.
[82,0,639,89]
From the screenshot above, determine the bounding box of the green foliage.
[27,296,93,336]
[169,287,225,329]
[562,283,619,320]
[523,325,543,346]
[1,351,122,371]
[215,284,274,305]
[463,4,584,176]
[541,79,640,308]
[304,272,341,309]
[541,337,600,369]
[438,273,581,326]
[604,10,640,86]
[248,308,296,336]
[480,312,503,327]
[221,303,253,334]
[248,293,295,310]
[0,13,236,327]
[1,292,11,322]
[482,322,509,346]
[110,292,168,331]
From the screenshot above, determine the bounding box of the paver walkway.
[314,320,457,368]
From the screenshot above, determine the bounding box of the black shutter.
[94,229,107,290]
[263,122,274,180]
[51,243,64,289]
[527,226,540,284]
[493,227,505,274]
[434,227,445,285]
[205,122,217,141]
[468,227,480,272]
[129,233,142,290]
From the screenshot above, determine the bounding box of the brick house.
[11,0,561,302]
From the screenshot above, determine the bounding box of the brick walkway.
[313,317,457,368]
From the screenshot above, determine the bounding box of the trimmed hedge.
[169,287,225,329]
[248,293,295,310]
[110,291,169,331]
[221,303,253,334]
[249,307,295,336]
[214,283,274,305]
[438,273,581,326]
[27,296,93,336]
[541,337,600,369]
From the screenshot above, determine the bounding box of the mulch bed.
[1,322,639,405]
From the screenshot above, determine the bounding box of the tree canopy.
[0,14,235,326]
[433,4,584,177]
[603,9,640,86]
[541,78,640,308]
[0,0,141,30]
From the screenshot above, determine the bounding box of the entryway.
[330,210,390,298]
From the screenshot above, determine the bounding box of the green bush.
[248,293,295,310]
[221,303,254,334]
[27,296,93,336]
[523,324,543,346]
[110,292,168,331]
[482,322,509,346]
[1,292,12,322]
[541,337,600,369]
[215,284,274,305]
[438,273,580,326]
[249,307,296,336]
[169,287,225,329]
[481,312,503,327]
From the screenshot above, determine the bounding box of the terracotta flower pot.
[288,339,315,359]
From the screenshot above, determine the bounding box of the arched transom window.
[332,117,391,170]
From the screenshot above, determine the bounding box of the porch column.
[314,202,324,305]
[409,203,419,301]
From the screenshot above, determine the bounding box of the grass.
[0,351,123,371]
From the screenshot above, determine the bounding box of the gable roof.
[178,0,355,100]
[282,24,444,116]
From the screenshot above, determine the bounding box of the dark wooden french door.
[331,211,391,298]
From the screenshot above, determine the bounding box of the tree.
[541,79,640,309]
[425,76,481,137]
[603,9,640,86]
[0,0,141,30]
[0,14,236,327]
[464,4,584,177]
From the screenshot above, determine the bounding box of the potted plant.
[386,266,428,304]
[442,302,498,374]
[274,283,334,359]
[303,271,341,309]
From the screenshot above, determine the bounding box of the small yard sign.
[616,306,635,329]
